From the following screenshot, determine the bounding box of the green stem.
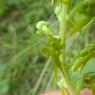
[28,59,51,95]
[58,4,79,95]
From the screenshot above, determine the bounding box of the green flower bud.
[36,21,52,35]
[36,21,49,30]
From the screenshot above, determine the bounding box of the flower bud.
[36,21,52,35]
[36,21,49,30]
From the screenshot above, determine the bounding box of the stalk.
[57,4,79,95]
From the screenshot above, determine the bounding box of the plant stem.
[58,4,79,95]
[28,59,51,95]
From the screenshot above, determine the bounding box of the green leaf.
[79,44,95,57]
[82,59,95,73]
[80,72,95,89]
[71,52,92,72]
[69,17,93,36]
[71,43,95,71]
[71,59,95,90]
[82,17,95,32]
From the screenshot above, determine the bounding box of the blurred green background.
[0,0,95,95]
[0,0,54,95]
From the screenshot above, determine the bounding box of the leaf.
[71,52,92,72]
[71,43,95,71]
[83,72,95,84]
[82,59,95,73]
[71,59,95,90]
[80,72,95,89]
[69,17,92,36]
[82,17,95,32]
[70,71,82,90]
[79,44,95,57]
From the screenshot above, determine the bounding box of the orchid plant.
[36,0,95,95]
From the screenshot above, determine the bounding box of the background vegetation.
[0,0,95,95]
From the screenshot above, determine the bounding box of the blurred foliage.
[0,0,95,95]
[0,0,54,95]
